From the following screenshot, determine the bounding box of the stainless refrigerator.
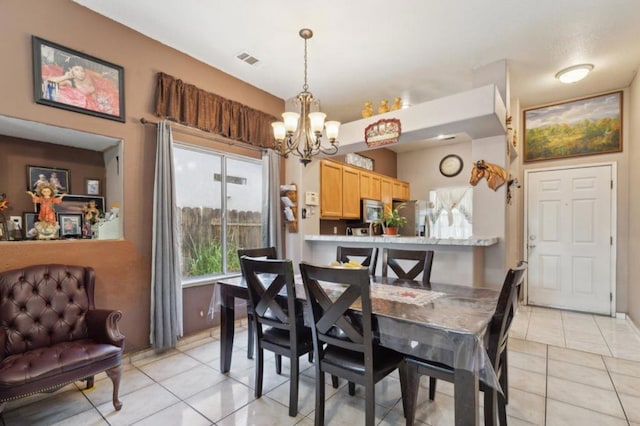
[393,200,428,236]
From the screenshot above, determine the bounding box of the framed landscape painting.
[32,36,125,122]
[523,91,622,162]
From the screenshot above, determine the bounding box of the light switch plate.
[305,191,319,206]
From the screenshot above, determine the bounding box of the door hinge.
[611,180,613,189]
[611,236,613,246]
[610,293,613,302]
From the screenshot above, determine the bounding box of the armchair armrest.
[86,309,125,349]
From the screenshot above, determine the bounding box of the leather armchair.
[0,264,125,412]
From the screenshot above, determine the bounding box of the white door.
[526,165,614,315]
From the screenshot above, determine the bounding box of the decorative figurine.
[26,183,65,239]
[391,97,402,111]
[378,100,389,114]
[361,101,373,118]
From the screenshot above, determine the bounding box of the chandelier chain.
[303,37,309,92]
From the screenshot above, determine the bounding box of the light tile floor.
[3,306,640,425]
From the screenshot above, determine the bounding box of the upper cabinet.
[320,159,408,219]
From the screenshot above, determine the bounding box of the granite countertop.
[304,235,499,246]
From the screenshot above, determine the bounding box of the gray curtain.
[263,149,282,257]
[150,121,183,349]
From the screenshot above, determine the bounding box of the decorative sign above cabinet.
[364,118,401,148]
[345,153,374,171]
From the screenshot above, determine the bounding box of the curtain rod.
[139,117,266,153]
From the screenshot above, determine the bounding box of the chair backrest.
[0,264,94,357]
[240,257,300,335]
[486,262,527,367]
[237,246,277,276]
[381,248,434,286]
[299,262,374,365]
[336,246,378,276]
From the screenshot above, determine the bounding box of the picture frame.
[27,165,70,193]
[53,194,105,215]
[22,212,38,239]
[32,36,125,122]
[58,213,83,238]
[85,178,101,195]
[523,91,622,162]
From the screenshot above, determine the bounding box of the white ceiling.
[72,0,640,127]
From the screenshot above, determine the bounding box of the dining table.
[210,273,501,426]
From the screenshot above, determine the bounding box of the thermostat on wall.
[305,191,319,206]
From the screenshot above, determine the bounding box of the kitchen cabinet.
[360,171,381,201]
[320,160,343,218]
[342,164,361,219]
[321,159,408,219]
[381,177,393,214]
[393,180,410,201]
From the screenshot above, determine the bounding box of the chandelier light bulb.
[325,121,340,141]
[555,64,594,84]
[308,112,326,134]
[271,122,286,141]
[282,112,300,133]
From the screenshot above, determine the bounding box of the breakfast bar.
[304,235,499,286]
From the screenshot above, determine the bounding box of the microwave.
[362,199,384,223]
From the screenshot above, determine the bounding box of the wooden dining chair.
[336,246,378,276]
[237,246,277,361]
[381,248,434,287]
[300,262,408,426]
[402,262,527,426]
[240,256,313,417]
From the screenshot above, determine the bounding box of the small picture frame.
[85,178,101,195]
[58,213,83,238]
[22,212,38,240]
[54,194,105,214]
[27,165,70,193]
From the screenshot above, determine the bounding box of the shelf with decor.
[280,183,298,233]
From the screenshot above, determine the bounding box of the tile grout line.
[603,358,633,425]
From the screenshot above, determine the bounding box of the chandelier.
[272,28,340,166]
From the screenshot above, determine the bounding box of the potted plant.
[384,203,408,235]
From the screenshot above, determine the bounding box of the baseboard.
[627,315,640,335]
[616,312,626,320]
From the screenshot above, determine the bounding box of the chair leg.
[498,393,507,426]
[501,351,508,404]
[85,375,95,389]
[255,347,264,398]
[483,387,498,426]
[289,355,299,417]
[275,354,282,374]
[315,366,325,426]
[308,351,314,363]
[105,364,123,411]
[364,381,375,426]
[348,381,356,396]
[331,375,339,388]
[247,312,254,360]
[428,377,437,400]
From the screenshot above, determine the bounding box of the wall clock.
[439,154,463,177]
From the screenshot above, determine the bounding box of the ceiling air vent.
[236,52,259,65]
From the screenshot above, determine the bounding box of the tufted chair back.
[0,264,95,358]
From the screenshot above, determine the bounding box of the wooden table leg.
[454,368,479,426]
[220,291,235,373]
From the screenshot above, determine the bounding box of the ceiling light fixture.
[555,64,594,84]
[271,29,340,166]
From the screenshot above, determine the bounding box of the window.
[174,144,266,284]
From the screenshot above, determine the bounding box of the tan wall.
[0,0,284,351]
[627,76,640,324]
[519,90,630,314]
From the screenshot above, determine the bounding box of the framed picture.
[85,178,101,195]
[32,36,125,122]
[523,91,622,162]
[53,194,105,215]
[27,165,70,193]
[58,213,83,238]
[23,212,38,239]
[345,153,374,171]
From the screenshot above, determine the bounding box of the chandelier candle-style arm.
[272,28,340,166]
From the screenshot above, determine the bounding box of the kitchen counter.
[304,235,498,246]
[303,235,500,286]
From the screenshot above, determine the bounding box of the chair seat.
[263,327,313,351]
[0,340,122,389]
[323,345,403,376]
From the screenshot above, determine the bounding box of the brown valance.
[154,72,278,149]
